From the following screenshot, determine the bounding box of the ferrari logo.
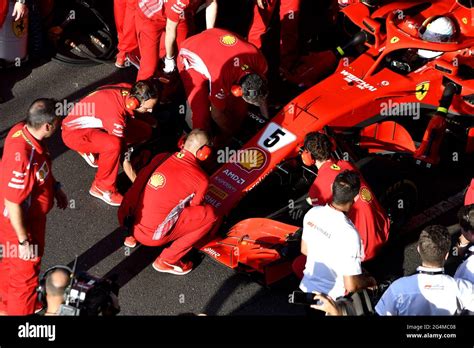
[176,152,185,159]
[462,17,468,25]
[220,34,237,46]
[12,130,23,138]
[12,17,28,38]
[416,82,430,101]
[148,173,166,189]
[121,90,129,97]
[330,164,341,171]
[360,187,373,203]
[390,36,400,44]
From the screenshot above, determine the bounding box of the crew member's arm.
[311,293,342,316]
[343,273,377,293]
[4,199,29,248]
[205,0,218,29]
[210,105,238,136]
[258,99,270,120]
[12,0,28,21]
[164,19,179,72]
[190,177,209,206]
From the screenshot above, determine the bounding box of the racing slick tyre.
[356,155,419,234]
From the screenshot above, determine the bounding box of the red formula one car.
[200,0,474,284]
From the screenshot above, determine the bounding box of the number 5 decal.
[258,122,297,153]
[263,129,286,148]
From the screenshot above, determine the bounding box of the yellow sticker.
[148,173,166,189]
[415,82,430,101]
[462,17,468,25]
[330,164,341,171]
[208,184,228,200]
[12,17,28,38]
[220,34,237,46]
[12,130,23,138]
[390,36,400,44]
[360,187,373,203]
[176,152,185,159]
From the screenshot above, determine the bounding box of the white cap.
[418,16,456,59]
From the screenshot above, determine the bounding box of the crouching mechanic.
[118,129,218,275]
[300,170,377,308]
[178,28,269,140]
[62,80,158,206]
[0,99,68,315]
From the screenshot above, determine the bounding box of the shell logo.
[148,173,166,189]
[236,148,267,172]
[220,34,237,46]
[360,187,373,203]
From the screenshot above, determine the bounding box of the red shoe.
[152,257,193,275]
[124,236,138,248]
[115,53,127,68]
[78,152,98,168]
[89,185,123,207]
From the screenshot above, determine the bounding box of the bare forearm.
[205,0,218,29]
[165,20,178,59]
[4,199,28,242]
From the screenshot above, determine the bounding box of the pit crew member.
[300,170,377,301]
[0,99,68,315]
[247,0,300,77]
[114,0,139,68]
[178,28,269,138]
[135,0,218,80]
[61,80,158,206]
[118,129,218,275]
[375,225,474,315]
[304,132,390,261]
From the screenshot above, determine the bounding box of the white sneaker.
[78,152,98,168]
[89,185,123,207]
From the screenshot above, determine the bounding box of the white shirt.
[454,246,474,283]
[375,266,474,315]
[299,204,363,299]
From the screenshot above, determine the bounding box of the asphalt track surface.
[1,23,472,316]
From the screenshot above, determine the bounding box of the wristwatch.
[18,239,29,246]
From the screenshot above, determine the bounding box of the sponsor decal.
[208,184,228,200]
[176,152,185,159]
[415,82,430,101]
[12,130,23,138]
[258,122,297,153]
[220,34,237,46]
[36,162,50,182]
[390,36,400,44]
[214,176,238,192]
[148,173,166,189]
[340,70,377,92]
[203,247,221,258]
[222,169,245,186]
[330,164,341,171]
[360,187,373,203]
[12,17,28,38]
[205,194,222,208]
[235,147,267,172]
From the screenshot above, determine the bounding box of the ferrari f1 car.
[199,0,474,284]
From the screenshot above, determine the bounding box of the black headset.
[37,265,73,305]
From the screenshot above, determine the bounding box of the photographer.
[454,204,474,283]
[38,268,71,316]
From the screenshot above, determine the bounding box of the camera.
[59,271,120,316]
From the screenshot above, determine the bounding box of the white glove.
[163,56,176,74]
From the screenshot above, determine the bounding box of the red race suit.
[114,0,139,60]
[61,83,152,192]
[119,150,217,263]
[308,159,390,261]
[0,122,56,315]
[178,28,268,131]
[136,0,191,81]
